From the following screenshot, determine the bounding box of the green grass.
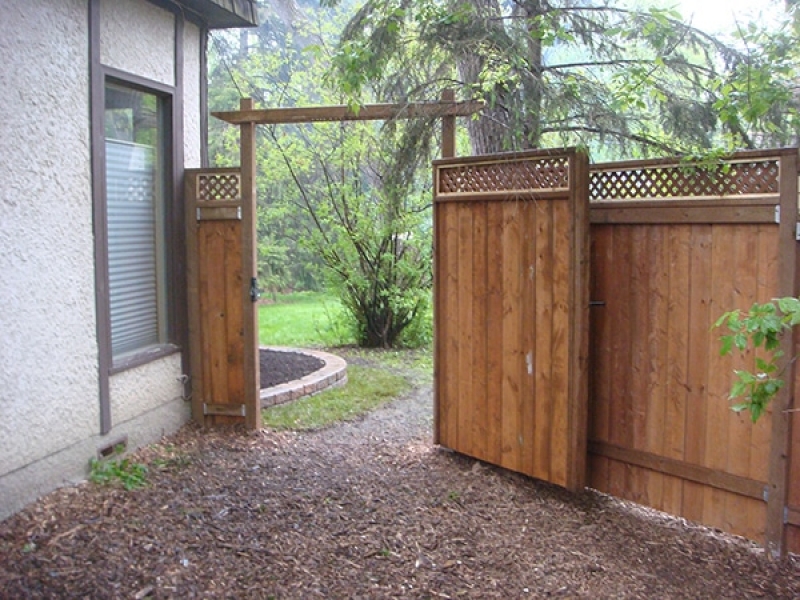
[258,291,355,347]
[262,364,410,431]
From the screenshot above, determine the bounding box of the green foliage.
[262,364,410,430]
[89,447,148,491]
[328,0,799,157]
[714,297,800,422]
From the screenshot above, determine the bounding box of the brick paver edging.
[259,347,348,408]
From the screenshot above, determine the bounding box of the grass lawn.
[259,291,432,431]
[258,291,355,347]
[262,364,410,431]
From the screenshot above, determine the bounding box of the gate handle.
[250,278,262,303]
[590,300,605,307]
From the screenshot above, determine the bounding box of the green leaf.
[719,335,734,356]
[733,332,748,351]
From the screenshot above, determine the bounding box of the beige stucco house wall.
[0,0,256,520]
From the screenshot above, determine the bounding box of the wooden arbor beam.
[212,99,483,126]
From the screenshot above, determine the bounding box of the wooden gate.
[185,167,260,427]
[433,149,590,492]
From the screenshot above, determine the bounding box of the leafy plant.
[89,449,148,490]
[714,297,800,422]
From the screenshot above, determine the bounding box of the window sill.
[110,343,181,375]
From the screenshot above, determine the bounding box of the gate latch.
[250,277,262,303]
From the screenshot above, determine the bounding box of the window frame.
[103,80,172,363]
[101,70,181,376]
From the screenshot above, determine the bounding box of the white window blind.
[106,140,160,356]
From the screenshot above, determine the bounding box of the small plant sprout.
[714,297,800,422]
[89,446,148,490]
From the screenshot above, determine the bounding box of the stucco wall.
[100,0,175,86]
[184,21,203,168]
[0,0,98,476]
[1,0,204,521]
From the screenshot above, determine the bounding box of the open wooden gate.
[185,165,260,428]
[433,149,590,492]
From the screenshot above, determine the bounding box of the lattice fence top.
[590,160,780,201]
[197,172,241,202]
[438,155,569,195]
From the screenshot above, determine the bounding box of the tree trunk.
[456,0,510,155]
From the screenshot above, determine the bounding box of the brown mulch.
[259,349,325,389]
[1,354,798,599]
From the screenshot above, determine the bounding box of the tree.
[208,0,436,347]
[328,0,800,157]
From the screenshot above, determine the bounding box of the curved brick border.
[259,347,348,409]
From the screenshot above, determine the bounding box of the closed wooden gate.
[433,149,590,491]
[185,167,259,427]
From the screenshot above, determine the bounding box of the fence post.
[441,89,456,158]
[240,97,261,430]
[765,149,799,557]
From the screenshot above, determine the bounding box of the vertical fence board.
[486,201,505,466]
[662,225,690,515]
[501,201,524,473]
[606,225,634,500]
[646,224,670,510]
[550,199,571,486]
[588,225,612,491]
[224,225,245,418]
[534,201,555,482]
[435,202,460,448]
[682,224,712,523]
[471,202,490,461]
[726,225,759,538]
[521,201,538,478]
[457,204,476,457]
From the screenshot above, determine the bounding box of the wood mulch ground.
[1,351,798,599]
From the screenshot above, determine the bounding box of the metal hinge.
[203,403,246,417]
[796,222,800,241]
[774,205,780,224]
[763,485,769,502]
[785,506,789,525]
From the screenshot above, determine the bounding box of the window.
[104,82,171,360]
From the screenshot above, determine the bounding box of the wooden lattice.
[590,160,779,201]
[197,173,241,202]
[438,156,569,195]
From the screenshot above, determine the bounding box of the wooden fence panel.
[434,149,590,492]
[587,150,798,551]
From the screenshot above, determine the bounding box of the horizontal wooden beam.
[787,505,800,527]
[590,200,779,224]
[212,100,484,125]
[435,189,569,203]
[588,440,767,501]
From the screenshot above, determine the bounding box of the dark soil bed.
[259,349,325,389]
[1,351,798,598]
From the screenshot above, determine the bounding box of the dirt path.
[1,363,798,598]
